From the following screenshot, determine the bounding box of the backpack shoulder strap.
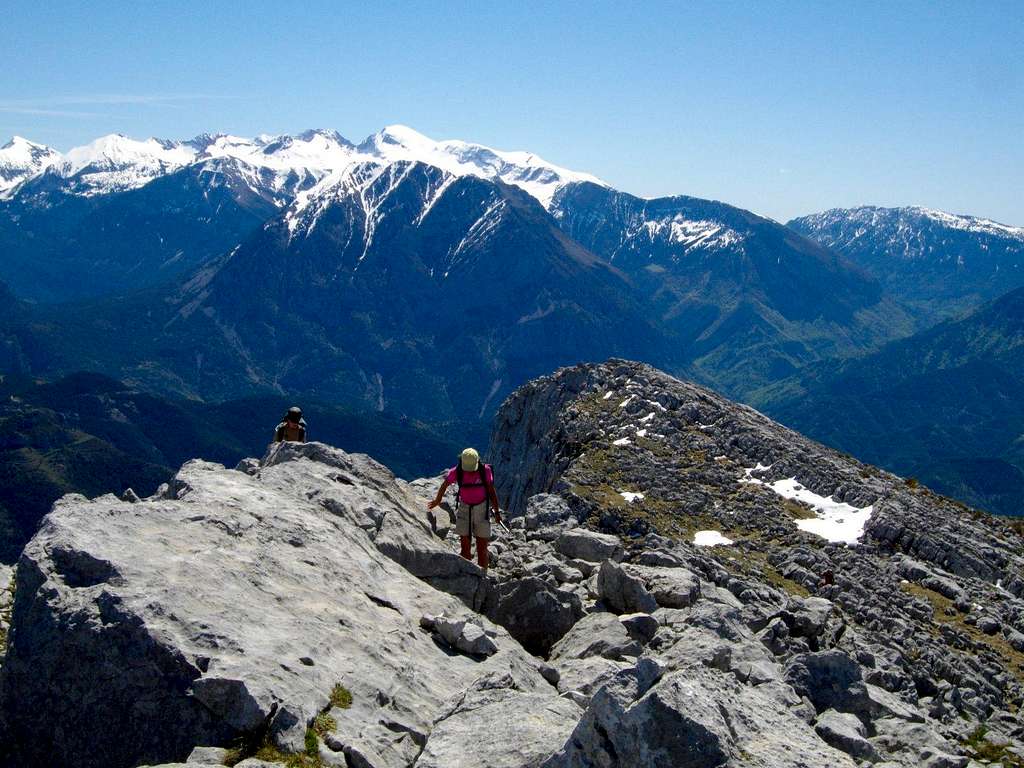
[479,463,494,501]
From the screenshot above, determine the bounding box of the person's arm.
[299,425,307,443]
[487,469,502,523]
[427,480,451,510]
[274,424,284,443]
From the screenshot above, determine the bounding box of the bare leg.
[476,536,489,570]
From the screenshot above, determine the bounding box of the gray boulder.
[815,709,879,761]
[785,596,835,638]
[555,657,633,703]
[785,650,867,714]
[417,679,582,768]
[234,457,261,476]
[524,494,580,540]
[620,612,660,643]
[432,615,500,657]
[785,650,925,723]
[870,717,962,767]
[597,560,700,614]
[661,625,782,687]
[1005,628,1024,652]
[544,661,857,768]
[921,575,965,602]
[488,576,583,656]
[549,612,642,662]
[635,564,701,608]
[555,528,624,563]
[975,616,1001,635]
[597,561,658,614]
[186,746,231,764]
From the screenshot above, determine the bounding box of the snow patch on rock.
[693,530,733,547]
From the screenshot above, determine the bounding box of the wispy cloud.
[0,94,237,118]
[0,106,107,118]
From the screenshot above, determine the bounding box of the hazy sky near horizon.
[3,0,1022,224]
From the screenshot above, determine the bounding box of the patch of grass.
[304,728,319,757]
[763,564,811,597]
[250,735,324,768]
[634,435,675,459]
[224,725,329,768]
[963,725,1024,767]
[573,391,619,421]
[568,480,628,511]
[782,498,817,520]
[904,477,919,489]
[901,582,1024,683]
[312,712,336,737]
[721,548,810,597]
[329,683,352,709]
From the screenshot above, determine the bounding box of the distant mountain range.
[756,286,1024,517]
[0,127,599,302]
[789,206,1024,326]
[0,126,1020,519]
[551,184,904,395]
[0,127,906,416]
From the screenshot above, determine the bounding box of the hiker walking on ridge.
[274,406,307,443]
[427,448,502,571]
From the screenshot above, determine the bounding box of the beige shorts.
[455,502,491,539]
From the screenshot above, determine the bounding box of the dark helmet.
[286,406,302,422]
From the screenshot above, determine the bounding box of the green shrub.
[304,728,318,757]
[329,683,352,709]
[313,712,336,737]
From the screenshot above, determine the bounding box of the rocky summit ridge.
[1,360,1023,768]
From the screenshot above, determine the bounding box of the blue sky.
[2,0,1021,224]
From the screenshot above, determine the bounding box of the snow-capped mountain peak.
[1,135,57,156]
[0,136,63,197]
[911,206,1024,239]
[196,131,352,171]
[63,134,195,173]
[795,205,1024,242]
[7,125,605,208]
[60,134,198,195]
[357,124,605,207]
[787,204,1024,311]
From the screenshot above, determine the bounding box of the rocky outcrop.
[4,359,1024,768]
[488,360,1024,766]
[0,443,561,768]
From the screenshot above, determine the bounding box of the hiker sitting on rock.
[427,448,501,571]
[274,406,307,443]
